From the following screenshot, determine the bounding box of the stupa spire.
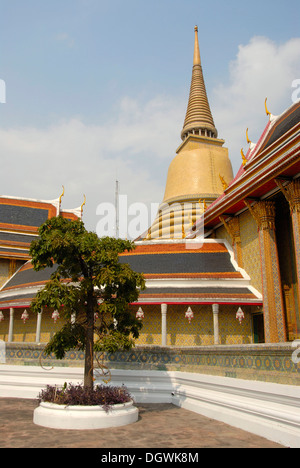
[181,26,217,140]
[193,25,201,65]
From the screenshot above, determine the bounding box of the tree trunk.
[84,296,94,389]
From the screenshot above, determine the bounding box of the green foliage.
[29,217,145,368]
[94,331,136,354]
[44,322,86,360]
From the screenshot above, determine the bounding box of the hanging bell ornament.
[52,310,60,323]
[185,307,194,323]
[21,310,29,324]
[136,307,144,321]
[236,307,245,324]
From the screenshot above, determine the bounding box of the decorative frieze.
[244,200,276,231]
[3,342,300,386]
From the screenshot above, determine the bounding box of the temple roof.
[0,194,83,261]
[119,241,242,279]
[0,197,58,233]
[0,240,262,308]
[188,100,300,233]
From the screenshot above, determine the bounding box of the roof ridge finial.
[193,25,201,66]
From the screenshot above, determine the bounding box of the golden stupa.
[148,26,233,239]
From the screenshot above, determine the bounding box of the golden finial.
[265,98,271,118]
[219,175,228,191]
[241,148,247,167]
[80,194,86,213]
[193,25,201,65]
[198,199,207,212]
[246,128,251,145]
[59,185,65,204]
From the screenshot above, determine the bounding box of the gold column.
[245,200,287,343]
[9,260,16,277]
[276,179,300,330]
[220,216,243,268]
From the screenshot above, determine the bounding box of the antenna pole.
[115,180,119,238]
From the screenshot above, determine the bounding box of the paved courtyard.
[0,398,284,449]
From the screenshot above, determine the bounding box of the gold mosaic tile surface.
[239,211,262,293]
[135,304,252,347]
[0,304,253,347]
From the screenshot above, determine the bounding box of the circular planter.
[33,400,139,430]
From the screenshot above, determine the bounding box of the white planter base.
[33,400,139,430]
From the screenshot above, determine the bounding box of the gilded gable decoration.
[244,200,276,231]
[275,179,300,214]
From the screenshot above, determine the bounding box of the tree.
[30,216,145,389]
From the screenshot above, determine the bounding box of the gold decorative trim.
[275,179,300,213]
[244,200,276,231]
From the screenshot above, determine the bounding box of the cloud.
[212,36,300,173]
[55,32,75,48]
[0,95,184,233]
[2,36,300,237]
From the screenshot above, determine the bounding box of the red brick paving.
[0,398,284,448]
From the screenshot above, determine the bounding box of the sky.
[0,0,300,235]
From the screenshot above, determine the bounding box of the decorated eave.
[119,240,262,306]
[0,191,84,261]
[189,100,300,234]
[0,262,58,308]
[0,240,262,309]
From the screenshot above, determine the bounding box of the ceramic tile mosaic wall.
[0,309,63,343]
[0,304,254,346]
[239,210,262,293]
[214,211,262,294]
[4,342,300,385]
[134,304,253,347]
[0,260,9,289]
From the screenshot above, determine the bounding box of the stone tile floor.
[0,398,284,449]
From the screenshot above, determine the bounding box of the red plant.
[37,383,132,412]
